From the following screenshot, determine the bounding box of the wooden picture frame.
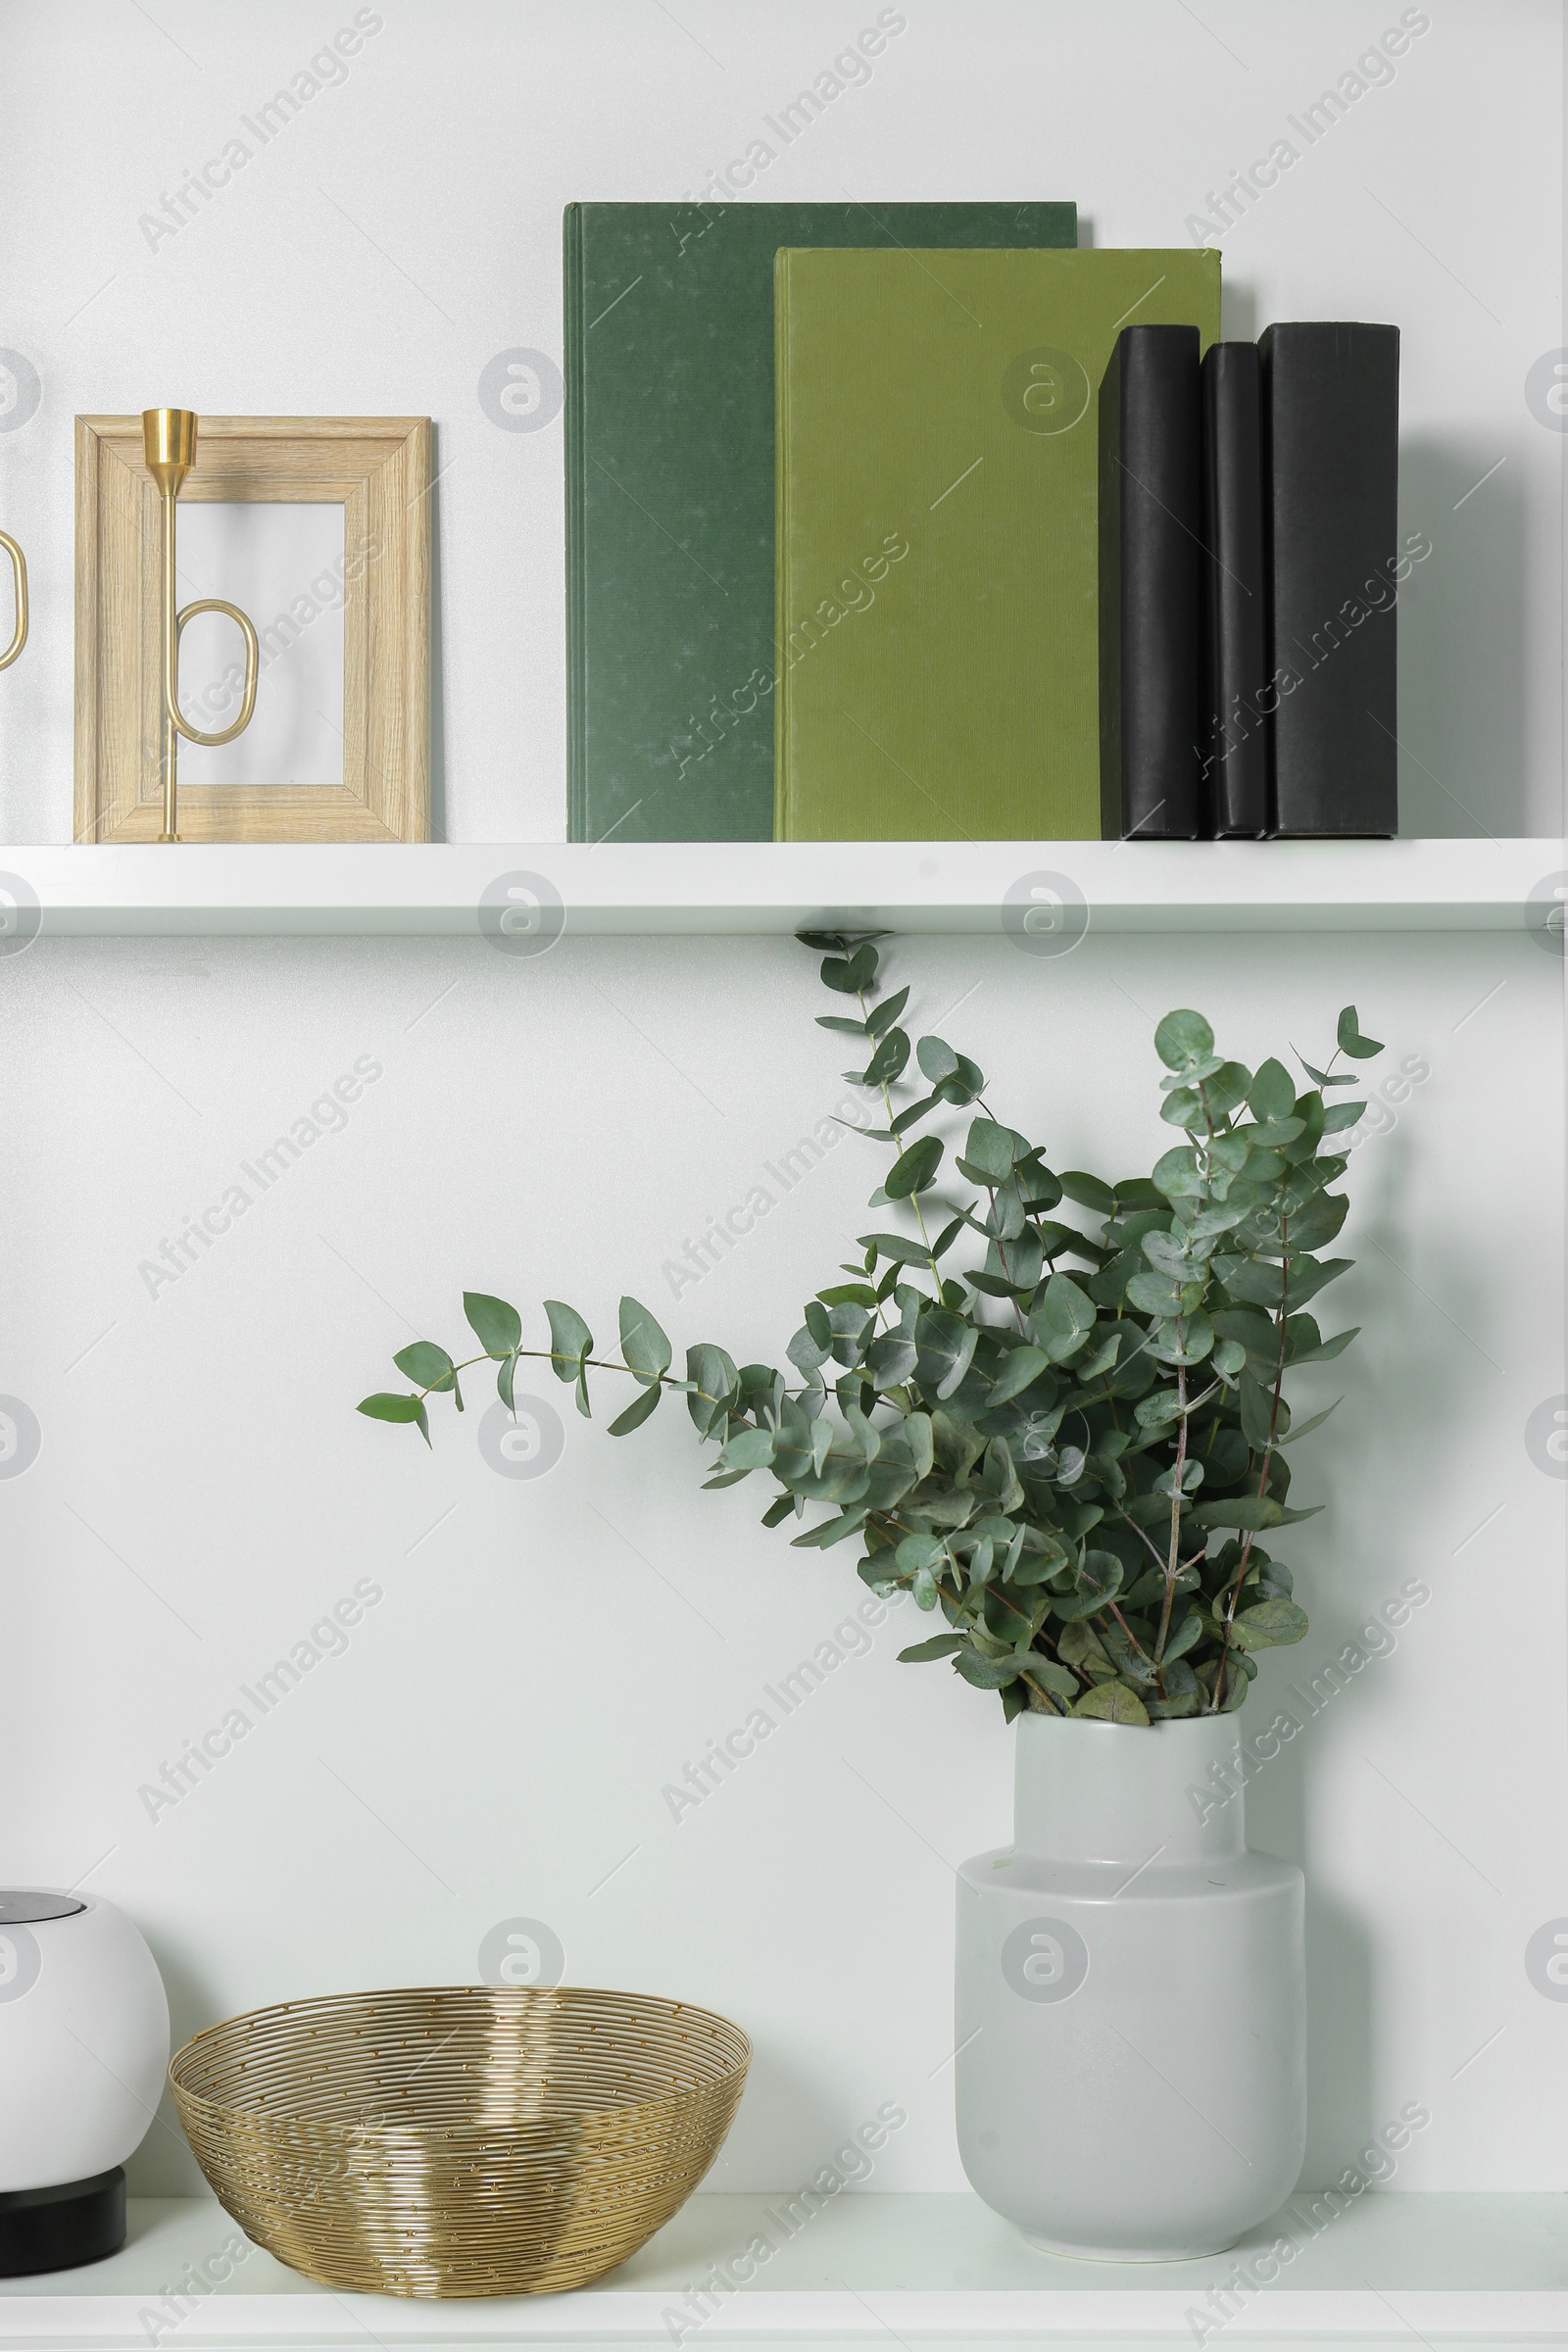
[74,415,430,843]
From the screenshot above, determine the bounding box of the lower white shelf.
[0,838,1560,937]
[1,2192,1562,2346]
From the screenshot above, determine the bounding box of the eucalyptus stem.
[1153,1353,1189,1671]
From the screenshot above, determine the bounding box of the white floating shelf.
[2,2192,1561,2346]
[0,839,1559,938]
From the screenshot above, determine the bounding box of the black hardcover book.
[1259,321,1400,837]
[1098,322,1204,840]
[1201,342,1269,837]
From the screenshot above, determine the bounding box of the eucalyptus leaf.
[392,1343,452,1393]
[1153,1009,1215,1070]
[1248,1058,1297,1122]
[818,1282,878,1309]
[899,1634,965,1662]
[544,1301,592,1384]
[619,1296,672,1387]
[886,1134,943,1199]
[1152,1146,1205,1200]
[1211,1307,1276,1362]
[868,987,910,1038]
[987,1345,1052,1406]
[859,1231,937,1269]
[1231,1596,1309,1649]
[1161,1609,1205,1665]
[860,1029,911,1086]
[609,1383,662,1437]
[1033,1270,1097,1363]
[1278,1398,1342,1446]
[787,1324,830,1375]
[1020,1658,1080,1702]
[954,1647,1028,1689]
[960,1117,1017,1181]
[916,1035,960,1083]
[1057,1170,1117,1214]
[1073,1680,1151,1726]
[1288,1325,1359,1366]
[464,1293,522,1358]
[1337,1005,1385,1060]
[360,1391,425,1431]
[1282,1257,1352,1312]
[915,1309,979,1399]
[890,1093,940,1137]
[1135,1387,1186,1430]
[865,1334,919,1388]
[686,1343,738,1437]
[896,1531,947,1578]
[1185,1495,1284,1532]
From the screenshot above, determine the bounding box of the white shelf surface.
[0,838,1560,938]
[2,2192,1562,2346]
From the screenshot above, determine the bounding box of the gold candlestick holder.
[141,408,260,842]
[0,529,25,671]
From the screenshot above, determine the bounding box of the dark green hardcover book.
[775,248,1220,840]
[564,200,1077,842]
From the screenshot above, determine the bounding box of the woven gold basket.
[169,1984,750,2297]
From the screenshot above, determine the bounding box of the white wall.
[0,0,1562,839]
[0,0,1562,2200]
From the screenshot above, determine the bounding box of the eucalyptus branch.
[358,947,1384,1733]
[857,981,938,1272]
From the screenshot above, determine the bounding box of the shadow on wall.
[1219,278,1259,344]
[1396,438,1527,836]
[128,1931,217,2196]
[716,2025,889,2188]
[427,420,447,843]
[1248,1709,1374,2190]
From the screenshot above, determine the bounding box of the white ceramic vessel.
[0,1888,170,2274]
[956,1712,1305,2261]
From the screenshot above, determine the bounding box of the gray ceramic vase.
[956,1712,1305,2259]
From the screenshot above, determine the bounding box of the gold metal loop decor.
[0,529,26,671]
[169,1984,751,2299]
[141,406,261,841]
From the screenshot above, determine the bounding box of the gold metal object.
[0,530,25,670]
[170,1984,751,2299]
[141,407,260,841]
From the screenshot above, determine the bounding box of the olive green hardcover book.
[564,201,1077,843]
[774,247,1220,840]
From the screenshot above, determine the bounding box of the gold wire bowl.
[169,1984,751,2297]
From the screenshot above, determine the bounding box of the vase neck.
[1012,1713,1248,1865]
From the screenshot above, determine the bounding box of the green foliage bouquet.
[362,935,1384,1727]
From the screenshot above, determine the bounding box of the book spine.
[773,249,793,842]
[1098,324,1203,839]
[1201,343,1269,837]
[1259,321,1400,837]
[564,203,588,842]
[1097,335,1124,841]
